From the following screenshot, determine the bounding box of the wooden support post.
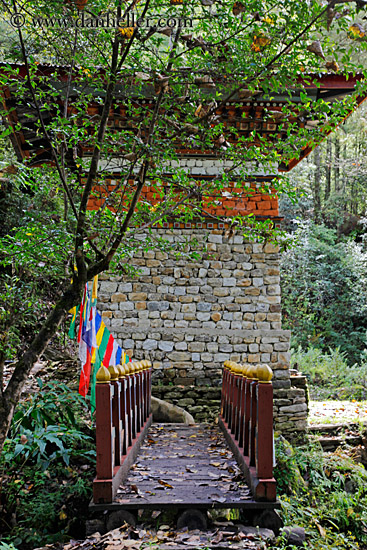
[126,366,133,447]
[249,378,258,467]
[148,363,152,414]
[231,372,240,434]
[256,365,274,480]
[221,363,229,417]
[236,372,246,443]
[243,377,251,456]
[118,365,127,456]
[94,366,115,503]
[109,365,122,466]
[143,362,148,421]
[131,369,137,439]
[226,367,234,425]
[135,366,141,433]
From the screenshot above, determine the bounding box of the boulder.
[151,396,195,424]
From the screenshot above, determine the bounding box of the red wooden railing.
[219,361,276,502]
[93,360,153,504]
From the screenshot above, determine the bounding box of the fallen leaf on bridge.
[158,479,174,488]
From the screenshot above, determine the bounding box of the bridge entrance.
[90,361,279,529]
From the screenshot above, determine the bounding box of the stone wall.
[98,226,308,436]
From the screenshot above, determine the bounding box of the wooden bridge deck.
[91,423,278,513]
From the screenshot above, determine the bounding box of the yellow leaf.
[349,23,365,38]
[158,479,173,488]
[251,34,271,51]
[347,508,354,517]
[315,522,326,538]
[59,510,67,520]
[119,27,135,38]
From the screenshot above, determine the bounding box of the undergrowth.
[0,380,96,549]
[291,346,367,400]
[273,436,367,550]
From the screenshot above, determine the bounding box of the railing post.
[147,360,152,415]
[231,365,241,435]
[236,365,247,444]
[135,362,142,433]
[109,364,122,466]
[226,363,235,425]
[125,362,133,447]
[256,365,274,479]
[248,365,259,467]
[221,361,229,417]
[95,365,115,481]
[129,363,136,440]
[118,364,127,455]
[142,360,148,421]
[243,371,252,456]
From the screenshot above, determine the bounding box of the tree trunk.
[313,145,322,221]
[335,133,340,193]
[0,284,80,455]
[324,137,332,203]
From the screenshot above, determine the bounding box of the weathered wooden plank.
[90,422,280,514]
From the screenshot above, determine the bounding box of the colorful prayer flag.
[68,305,79,339]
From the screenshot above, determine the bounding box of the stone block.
[168,351,191,361]
[159,341,174,352]
[280,403,308,414]
[143,339,158,351]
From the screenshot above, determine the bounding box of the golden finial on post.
[117,364,126,378]
[108,365,119,380]
[246,364,257,379]
[96,365,111,384]
[257,364,273,383]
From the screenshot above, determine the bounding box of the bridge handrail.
[93,360,152,504]
[220,361,275,501]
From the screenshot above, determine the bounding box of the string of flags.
[68,276,131,412]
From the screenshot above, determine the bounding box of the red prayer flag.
[102,334,115,367]
[79,348,92,397]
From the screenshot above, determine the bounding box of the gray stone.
[223,277,236,287]
[197,302,212,312]
[280,403,308,414]
[159,341,174,352]
[281,526,306,547]
[147,302,160,311]
[142,339,158,350]
[239,526,275,543]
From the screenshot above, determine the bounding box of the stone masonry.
[98,227,308,437]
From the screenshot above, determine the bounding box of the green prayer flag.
[68,305,79,339]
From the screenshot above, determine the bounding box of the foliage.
[0,382,95,549]
[273,438,367,550]
[281,221,367,364]
[11,378,90,434]
[281,102,367,230]
[291,346,367,400]
[0,0,366,452]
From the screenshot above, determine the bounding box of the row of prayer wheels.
[223,361,273,383]
[96,360,152,383]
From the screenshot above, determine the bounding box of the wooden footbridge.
[91,361,278,527]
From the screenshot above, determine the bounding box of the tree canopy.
[1,0,367,451]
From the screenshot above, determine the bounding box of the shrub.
[0,381,95,549]
[273,439,367,550]
[281,221,367,365]
[291,346,367,400]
